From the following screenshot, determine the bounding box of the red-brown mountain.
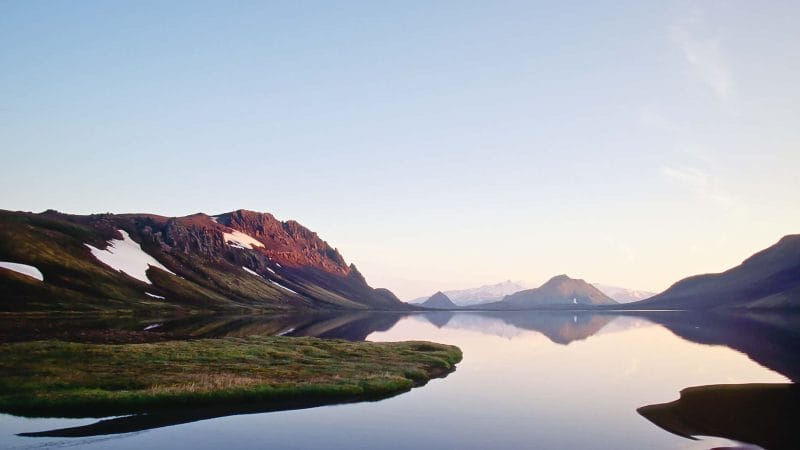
[0,209,405,313]
[479,275,618,309]
[633,234,800,310]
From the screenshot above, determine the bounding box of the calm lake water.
[1,311,797,449]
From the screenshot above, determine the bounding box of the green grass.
[0,336,462,418]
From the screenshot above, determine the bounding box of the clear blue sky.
[2,1,799,298]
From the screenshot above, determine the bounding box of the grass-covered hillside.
[0,209,407,313]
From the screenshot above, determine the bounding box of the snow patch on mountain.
[242,266,262,278]
[592,283,656,303]
[270,280,298,294]
[0,262,44,281]
[223,230,264,250]
[85,230,175,284]
[410,280,529,306]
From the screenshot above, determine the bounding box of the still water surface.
[1,311,795,449]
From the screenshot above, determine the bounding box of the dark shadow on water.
[419,311,455,328]
[635,310,800,449]
[638,383,800,450]
[18,385,427,438]
[634,310,800,382]
[146,311,409,341]
[0,311,410,343]
[156,311,409,341]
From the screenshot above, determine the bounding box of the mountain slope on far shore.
[421,292,457,309]
[479,275,618,310]
[0,209,406,313]
[632,234,800,310]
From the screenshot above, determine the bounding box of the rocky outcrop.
[0,209,406,312]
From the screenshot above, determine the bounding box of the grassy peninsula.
[0,336,462,418]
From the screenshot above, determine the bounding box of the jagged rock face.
[128,210,350,277]
[0,209,405,313]
[160,217,223,256]
[218,210,349,276]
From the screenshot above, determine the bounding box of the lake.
[1,311,797,449]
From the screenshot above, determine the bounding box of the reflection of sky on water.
[0,312,788,449]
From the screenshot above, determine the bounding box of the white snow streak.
[242,266,263,278]
[269,280,298,294]
[276,327,296,336]
[223,230,264,250]
[0,262,44,281]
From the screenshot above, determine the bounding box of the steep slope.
[481,275,618,309]
[634,235,800,310]
[421,291,457,310]
[410,281,528,306]
[0,209,405,312]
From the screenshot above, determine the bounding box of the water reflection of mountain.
[418,311,455,328]
[491,312,615,345]
[636,311,800,448]
[157,311,620,345]
[416,312,617,344]
[156,312,408,341]
[636,311,800,382]
[638,383,800,450]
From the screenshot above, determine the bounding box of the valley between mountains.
[2,208,799,313]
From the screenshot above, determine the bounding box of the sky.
[1,1,799,299]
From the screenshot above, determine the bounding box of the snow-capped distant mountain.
[410,280,528,306]
[592,283,656,303]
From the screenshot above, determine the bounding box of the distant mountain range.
[411,234,800,311]
[2,207,796,313]
[591,284,655,303]
[633,234,800,310]
[0,209,406,313]
[411,281,652,306]
[479,275,618,309]
[409,280,529,306]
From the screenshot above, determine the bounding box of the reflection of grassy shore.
[0,336,462,418]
